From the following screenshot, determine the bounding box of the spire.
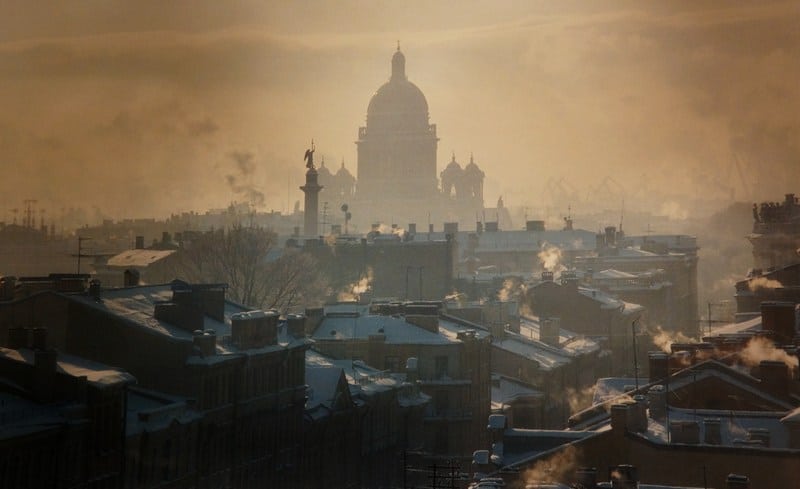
[341,157,346,169]
[391,43,406,81]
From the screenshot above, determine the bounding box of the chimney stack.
[287,313,306,338]
[648,352,669,383]
[760,301,797,344]
[758,360,789,397]
[135,236,145,249]
[192,329,217,357]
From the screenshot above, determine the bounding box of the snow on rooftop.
[492,375,543,408]
[641,406,792,449]
[68,284,304,357]
[1,347,135,387]
[313,308,455,345]
[709,315,762,336]
[487,317,600,371]
[106,249,176,268]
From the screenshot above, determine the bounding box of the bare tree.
[170,223,328,312]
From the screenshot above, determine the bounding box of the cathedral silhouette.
[316,46,488,231]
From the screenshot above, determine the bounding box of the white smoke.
[650,326,697,354]
[337,267,373,302]
[739,336,798,373]
[748,276,783,291]
[538,243,565,274]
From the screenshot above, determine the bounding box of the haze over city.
[1,0,798,221]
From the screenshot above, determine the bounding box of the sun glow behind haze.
[0,1,798,220]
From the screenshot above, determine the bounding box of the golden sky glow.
[1,1,798,221]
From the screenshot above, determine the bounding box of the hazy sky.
[1,1,798,221]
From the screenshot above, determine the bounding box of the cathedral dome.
[335,161,354,180]
[366,48,429,131]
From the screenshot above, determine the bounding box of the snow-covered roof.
[490,316,600,371]
[67,284,309,358]
[642,407,792,449]
[709,315,762,336]
[491,375,543,410]
[126,387,201,436]
[593,269,638,280]
[1,347,135,387]
[107,249,176,268]
[305,349,429,410]
[313,303,455,345]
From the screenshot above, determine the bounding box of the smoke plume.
[337,267,373,302]
[225,150,265,208]
[537,243,565,274]
[739,336,798,373]
[650,326,697,353]
[748,276,783,291]
[520,445,582,487]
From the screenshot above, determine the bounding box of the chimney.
[726,474,749,489]
[604,226,617,247]
[647,385,666,420]
[648,352,669,383]
[231,310,279,349]
[525,220,545,232]
[443,222,458,235]
[192,329,217,357]
[408,223,416,235]
[135,236,145,249]
[561,271,579,293]
[758,359,789,396]
[760,301,796,344]
[429,223,434,233]
[88,279,101,299]
[610,465,637,489]
[406,357,419,382]
[33,348,58,402]
[476,221,483,234]
[610,403,630,434]
[286,313,306,338]
[305,307,324,334]
[490,321,505,340]
[31,327,48,350]
[124,269,140,287]
[630,395,648,432]
[540,318,560,346]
